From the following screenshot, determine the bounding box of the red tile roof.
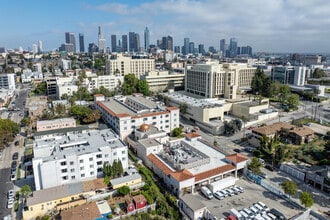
[94,94,104,97]
[226,153,248,164]
[194,164,236,182]
[185,132,201,139]
[147,154,193,181]
[132,194,146,203]
[252,122,294,136]
[167,106,179,111]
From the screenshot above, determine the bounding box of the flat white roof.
[182,139,227,175]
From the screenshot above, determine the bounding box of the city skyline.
[1,0,330,53]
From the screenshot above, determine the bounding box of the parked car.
[265,164,275,172]
[12,152,18,160]
[225,188,235,196]
[10,174,16,181]
[230,187,240,195]
[235,186,244,193]
[233,148,241,153]
[231,186,242,194]
[260,172,268,179]
[7,199,14,209]
[219,189,229,197]
[213,191,225,200]
[7,190,15,199]
[11,161,17,169]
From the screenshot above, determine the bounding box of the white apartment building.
[32,128,128,190]
[0,73,17,90]
[36,117,76,132]
[21,70,43,83]
[56,81,78,99]
[185,62,256,99]
[140,70,185,92]
[94,94,180,139]
[106,53,155,78]
[83,72,123,92]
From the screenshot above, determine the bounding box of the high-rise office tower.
[183,38,190,55]
[32,44,38,54]
[229,37,238,58]
[220,39,225,56]
[111,35,117,52]
[65,32,76,52]
[198,44,205,55]
[79,33,85,52]
[167,36,173,51]
[38,40,43,53]
[135,33,140,52]
[98,26,106,53]
[129,32,135,52]
[174,46,180,53]
[122,35,128,52]
[189,42,195,54]
[144,27,150,51]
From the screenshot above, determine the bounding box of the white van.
[266,213,277,220]
[201,186,213,199]
[249,206,259,215]
[243,208,254,218]
[262,214,272,220]
[230,208,243,220]
[257,201,270,212]
[254,204,265,214]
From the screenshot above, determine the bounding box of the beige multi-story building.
[106,53,155,78]
[140,70,185,92]
[185,62,256,99]
[36,117,76,132]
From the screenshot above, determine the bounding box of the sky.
[1,0,330,53]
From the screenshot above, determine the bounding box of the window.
[60,161,67,166]
[62,176,68,180]
[89,157,93,161]
[122,157,126,161]
[90,164,94,168]
[71,176,75,180]
[90,171,94,175]
[70,168,75,172]
[80,167,84,171]
[152,116,156,119]
[104,154,108,158]
[113,152,117,156]
[96,154,102,159]
[70,161,74,165]
[79,159,84,163]
[96,161,102,165]
[61,169,67,173]
[81,174,85,178]
[122,150,126,154]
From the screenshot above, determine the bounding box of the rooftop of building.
[96,94,176,118]
[60,201,100,220]
[164,91,225,108]
[252,122,295,136]
[36,117,76,126]
[33,125,89,138]
[26,178,106,207]
[34,128,125,161]
[180,193,206,211]
[110,173,142,186]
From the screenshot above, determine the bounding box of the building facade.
[94,94,180,139]
[0,73,17,90]
[106,54,155,78]
[32,128,128,190]
[140,70,185,92]
[271,65,307,86]
[36,117,76,132]
[185,62,256,99]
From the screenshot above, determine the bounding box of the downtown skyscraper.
[98,26,106,53]
[65,32,76,52]
[122,35,128,52]
[79,33,85,52]
[144,27,150,51]
[111,35,117,52]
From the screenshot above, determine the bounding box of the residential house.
[133,194,147,210]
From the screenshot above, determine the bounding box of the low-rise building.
[132,194,147,210]
[110,173,143,190]
[36,117,76,132]
[23,178,107,220]
[32,128,128,190]
[305,165,330,193]
[94,94,180,139]
[127,124,248,196]
[0,73,17,90]
[178,194,209,220]
[21,70,43,83]
[249,122,314,147]
[140,70,185,92]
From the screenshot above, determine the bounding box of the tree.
[122,74,138,95]
[21,117,32,127]
[312,68,326,78]
[137,80,150,96]
[117,185,130,196]
[172,127,183,137]
[54,103,66,116]
[69,105,92,121]
[34,82,47,95]
[251,68,270,96]
[300,191,314,208]
[281,180,297,198]
[20,185,32,200]
[287,94,300,109]
[248,157,262,174]
[179,103,187,114]
[0,119,19,149]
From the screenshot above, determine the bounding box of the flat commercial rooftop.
[165,92,225,108]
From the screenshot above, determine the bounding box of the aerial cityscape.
[0,1,330,220]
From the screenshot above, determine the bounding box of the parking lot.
[195,178,301,219]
